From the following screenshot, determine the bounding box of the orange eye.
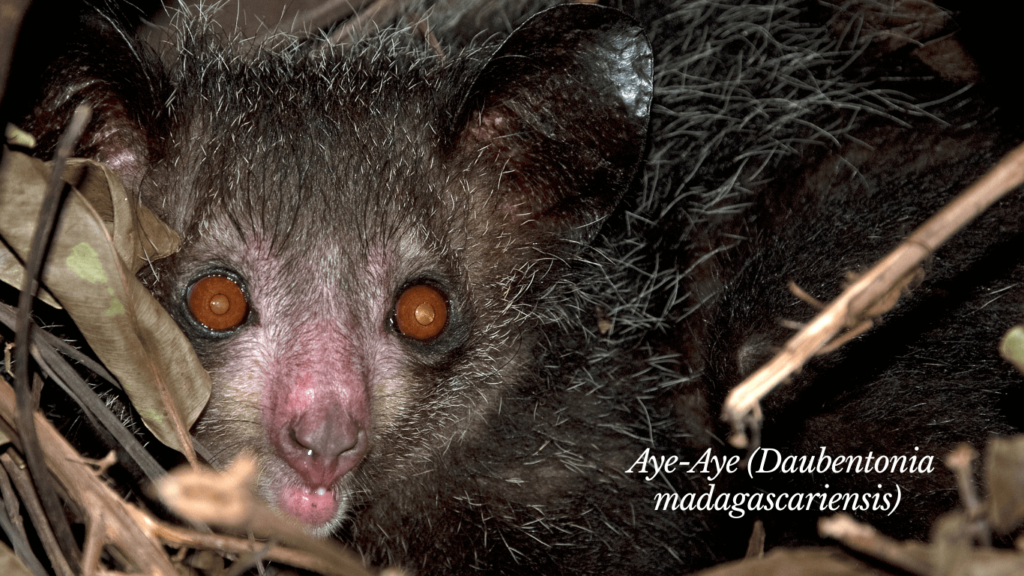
[188,276,249,331]
[395,284,448,341]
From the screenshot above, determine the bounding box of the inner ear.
[17,11,161,194]
[453,4,653,246]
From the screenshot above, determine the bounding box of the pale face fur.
[136,33,539,531]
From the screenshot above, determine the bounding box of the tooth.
[316,487,327,496]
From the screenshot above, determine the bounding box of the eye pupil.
[188,275,249,331]
[209,294,231,315]
[414,302,436,326]
[395,284,448,341]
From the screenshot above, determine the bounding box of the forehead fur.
[148,18,489,258]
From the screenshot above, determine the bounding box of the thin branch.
[0,465,48,576]
[81,514,105,576]
[3,300,166,480]
[12,105,92,570]
[723,141,1024,447]
[819,514,933,576]
[0,461,24,532]
[1,453,76,576]
[0,378,179,576]
[0,374,379,575]
[130,513,374,576]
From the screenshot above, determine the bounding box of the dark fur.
[701,101,1024,547]
[8,0,1024,573]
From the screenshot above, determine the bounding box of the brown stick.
[0,462,48,576]
[0,374,382,575]
[81,515,105,576]
[1,453,76,576]
[819,514,933,575]
[12,105,92,570]
[0,378,180,576]
[0,460,25,533]
[723,141,1024,447]
[129,510,372,576]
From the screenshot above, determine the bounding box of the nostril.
[278,420,368,487]
[289,428,316,457]
[288,415,359,461]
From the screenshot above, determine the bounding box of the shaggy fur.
[10,0,1024,573]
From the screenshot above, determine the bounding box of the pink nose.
[275,408,368,487]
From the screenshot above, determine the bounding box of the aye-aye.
[11,0,1024,573]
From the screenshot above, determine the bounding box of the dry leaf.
[4,124,35,149]
[0,541,34,576]
[0,148,209,455]
[1,229,60,308]
[931,512,973,576]
[61,159,181,272]
[157,455,258,528]
[985,436,1024,533]
[999,326,1024,375]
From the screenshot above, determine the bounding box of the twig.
[12,105,92,570]
[81,514,105,576]
[945,444,990,546]
[223,540,273,576]
[0,464,48,576]
[0,461,24,532]
[153,457,375,576]
[129,512,373,576]
[1,301,166,482]
[0,378,179,576]
[744,519,765,559]
[1,452,76,576]
[946,444,982,517]
[819,514,933,575]
[723,141,1024,447]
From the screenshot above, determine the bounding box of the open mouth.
[277,482,340,528]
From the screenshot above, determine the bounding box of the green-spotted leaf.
[0,148,209,457]
[1000,325,1024,375]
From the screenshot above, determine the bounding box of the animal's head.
[23,4,652,531]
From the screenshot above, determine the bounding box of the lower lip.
[277,484,340,527]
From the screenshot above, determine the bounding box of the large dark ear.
[453,4,653,248]
[16,10,163,194]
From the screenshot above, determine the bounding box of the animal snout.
[277,406,369,487]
